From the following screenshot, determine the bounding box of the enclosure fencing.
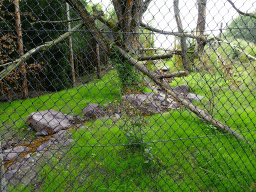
[0,0,256,191]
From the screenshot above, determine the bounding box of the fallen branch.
[138,54,174,61]
[138,50,195,61]
[140,22,207,41]
[156,71,189,79]
[115,45,244,140]
[65,0,245,141]
[0,23,83,80]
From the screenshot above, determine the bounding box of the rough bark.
[66,3,75,86]
[14,0,28,98]
[96,43,101,79]
[173,0,190,71]
[0,140,6,192]
[112,0,143,53]
[195,0,207,56]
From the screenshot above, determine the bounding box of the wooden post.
[0,140,6,192]
[173,0,189,72]
[96,43,101,79]
[66,2,75,86]
[14,0,28,98]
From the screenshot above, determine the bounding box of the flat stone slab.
[27,110,74,136]
[3,146,30,161]
[186,93,204,101]
[83,103,105,119]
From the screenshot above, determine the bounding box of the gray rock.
[53,130,67,141]
[122,92,164,114]
[186,93,204,101]
[27,110,74,135]
[172,85,190,94]
[36,140,52,151]
[3,146,30,161]
[24,154,31,159]
[83,103,105,119]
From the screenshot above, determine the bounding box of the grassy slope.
[5,68,256,191]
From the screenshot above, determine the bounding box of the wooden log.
[156,71,189,79]
[0,140,6,192]
[138,54,173,61]
[115,45,245,141]
[68,0,245,141]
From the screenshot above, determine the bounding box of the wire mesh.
[0,0,256,191]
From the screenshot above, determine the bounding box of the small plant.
[122,114,156,166]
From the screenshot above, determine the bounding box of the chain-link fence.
[0,0,256,191]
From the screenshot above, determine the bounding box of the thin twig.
[31,17,81,25]
[226,0,256,19]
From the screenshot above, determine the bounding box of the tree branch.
[0,23,83,80]
[66,0,110,52]
[31,18,81,25]
[138,53,173,61]
[138,50,194,61]
[64,0,245,141]
[140,22,207,41]
[227,0,256,19]
[115,45,244,140]
[156,71,189,79]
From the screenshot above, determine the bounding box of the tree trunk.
[112,0,143,54]
[195,0,207,56]
[173,0,190,72]
[14,0,28,98]
[66,2,75,86]
[96,43,101,79]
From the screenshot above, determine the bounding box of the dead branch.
[227,0,256,19]
[31,18,81,25]
[66,0,245,141]
[156,71,189,79]
[66,0,110,53]
[140,22,207,41]
[115,45,244,140]
[138,50,194,61]
[0,23,83,80]
[138,54,173,61]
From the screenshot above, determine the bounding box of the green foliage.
[225,11,256,44]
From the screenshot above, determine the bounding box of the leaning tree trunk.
[173,0,190,72]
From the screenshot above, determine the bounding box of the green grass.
[3,67,256,191]
[16,111,255,191]
[0,70,123,138]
